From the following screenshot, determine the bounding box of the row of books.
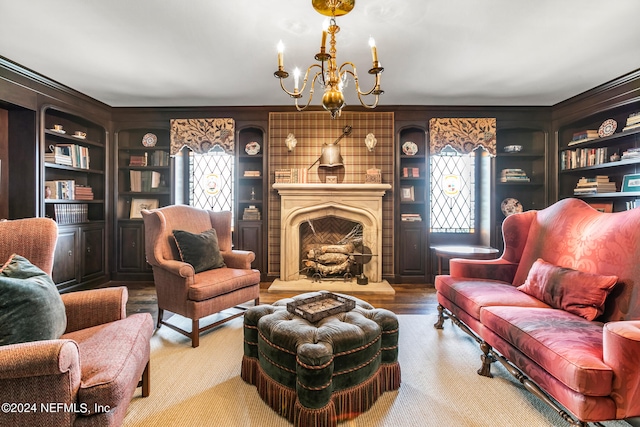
[402,167,420,178]
[569,129,599,145]
[560,147,609,170]
[621,147,640,160]
[573,176,616,195]
[400,213,422,221]
[130,170,162,192]
[74,186,94,200]
[45,180,94,200]
[623,112,640,132]
[45,144,90,169]
[625,199,640,210]
[274,168,308,183]
[128,151,170,167]
[242,206,261,220]
[243,170,261,177]
[500,168,530,182]
[45,203,89,225]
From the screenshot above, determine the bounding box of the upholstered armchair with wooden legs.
[141,205,261,347]
[0,217,153,427]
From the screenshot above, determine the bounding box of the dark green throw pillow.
[0,254,67,346]
[173,228,226,273]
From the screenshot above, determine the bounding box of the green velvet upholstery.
[172,228,225,273]
[241,291,400,427]
[0,254,67,346]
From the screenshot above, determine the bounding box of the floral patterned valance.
[429,118,496,157]
[170,118,235,155]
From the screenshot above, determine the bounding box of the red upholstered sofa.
[435,198,640,426]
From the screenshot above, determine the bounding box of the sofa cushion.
[173,228,226,273]
[480,305,613,396]
[189,267,260,301]
[434,275,548,320]
[0,254,67,346]
[61,313,153,412]
[518,258,618,321]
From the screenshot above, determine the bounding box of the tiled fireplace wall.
[268,111,395,278]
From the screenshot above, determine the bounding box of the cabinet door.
[81,225,105,281]
[237,221,262,272]
[52,227,78,289]
[118,223,145,271]
[399,223,425,275]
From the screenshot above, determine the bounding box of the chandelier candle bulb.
[277,40,284,68]
[321,19,329,50]
[294,68,301,91]
[369,37,378,64]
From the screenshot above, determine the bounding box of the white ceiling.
[1,0,639,108]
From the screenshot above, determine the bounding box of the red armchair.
[142,205,260,347]
[0,217,153,426]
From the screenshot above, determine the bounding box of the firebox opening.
[299,216,364,280]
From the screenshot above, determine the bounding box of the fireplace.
[273,183,391,283]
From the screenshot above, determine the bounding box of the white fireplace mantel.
[273,183,391,282]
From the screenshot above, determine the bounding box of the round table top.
[431,245,499,258]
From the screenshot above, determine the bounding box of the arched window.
[429,118,496,235]
[170,118,236,217]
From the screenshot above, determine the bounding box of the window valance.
[170,118,235,156]
[429,118,496,157]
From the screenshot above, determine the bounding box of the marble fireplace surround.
[273,183,391,283]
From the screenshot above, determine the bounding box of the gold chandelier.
[274,0,384,119]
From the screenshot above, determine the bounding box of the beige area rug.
[124,313,631,427]
[268,278,395,295]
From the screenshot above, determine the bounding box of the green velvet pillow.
[173,228,226,273]
[0,254,67,346]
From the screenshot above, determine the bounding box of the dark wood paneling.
[399,222,425,275]
[52,226,78,288]
[118,222,144,271]
[0,109,7,219]
[237,221,263,272]
[81,225,105,280]
[8,109,37,219]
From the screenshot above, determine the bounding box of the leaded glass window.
[188,148,235,216]
[430,146,475,233]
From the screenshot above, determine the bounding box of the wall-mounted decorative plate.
[598,119,617,138]
[245,141,260,155]
[402,141,418,156]
[501,198,523,216]
[142,132,157,147]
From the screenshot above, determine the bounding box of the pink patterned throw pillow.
[517,258,618,321]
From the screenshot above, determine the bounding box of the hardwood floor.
[110,281,439,325]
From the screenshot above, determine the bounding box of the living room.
[2,1,640,426]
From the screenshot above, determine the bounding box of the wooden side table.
[431,245,500,275]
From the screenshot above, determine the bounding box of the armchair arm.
[0,339,80,380]
[603,321,640,419]
[222,250,255,270]
[153,258,196,278]
[449,258,519,283]
[0,340,81,426]
[61,287,127,333]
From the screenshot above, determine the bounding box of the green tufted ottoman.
[241,291,400,427]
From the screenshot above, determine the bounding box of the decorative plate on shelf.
[142,132,157,147]
[245,141,260,155]
[402,141,418,156]
[501,198,523,216]
[598,119,617,138]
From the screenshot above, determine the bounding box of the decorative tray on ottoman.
[287,293,356,323]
